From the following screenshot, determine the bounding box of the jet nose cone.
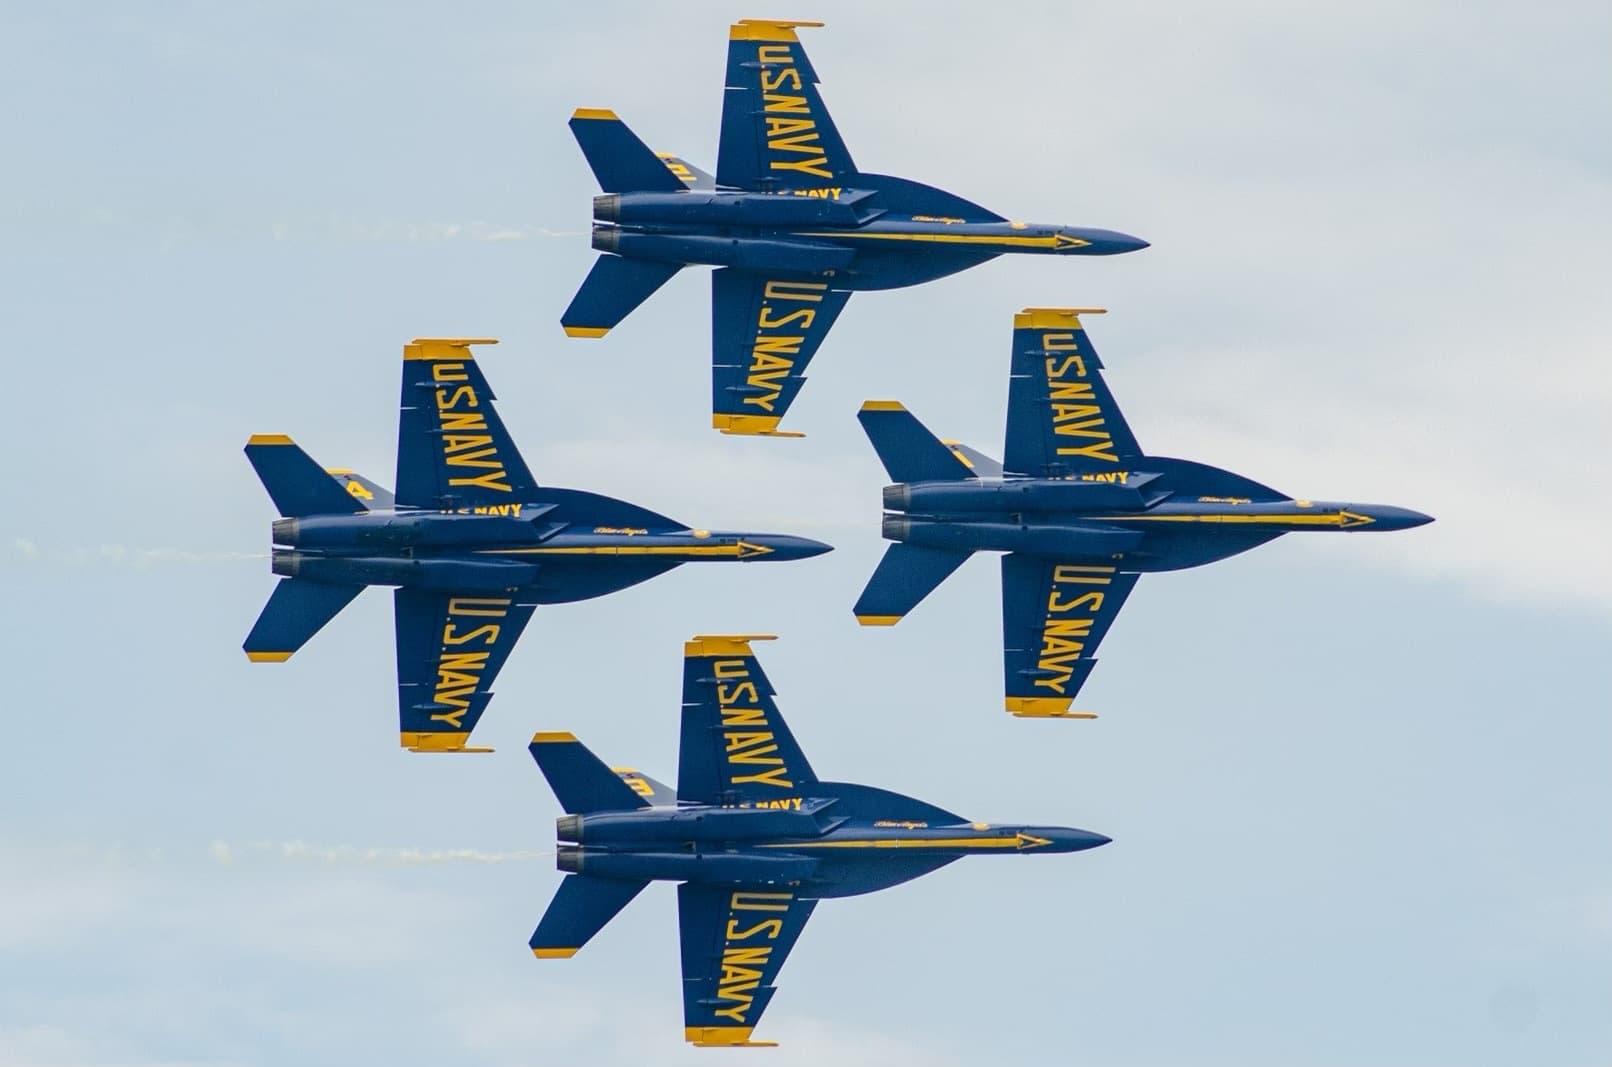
[749,534,834,561]
[1063,227,1150,255]
[1353,505,1435,531]
[1067,829,1112,852]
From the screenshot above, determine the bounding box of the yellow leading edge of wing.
[400,732,493,753]
[246,434,295,446]
[403,337,498,361]
[1014,307,1107,330]
[1005,696,1097,719]
[686,634,777,658]
[856,614,902,627]
[570,107,619,121]
[563,325,610,339]
[530,731,578,744]
[729,18,824,42]
[531,947,578,959]
[685,1025,776,1047]
[712,413,804,437]
[245,650,293,662]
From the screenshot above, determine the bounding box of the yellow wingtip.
[1014,307,1107,330]
[859,400,906,413]
[563,325,611,339]
[1005,697,1097,719]
[244,650,293,662]
[730,18,824,41]
[712,413,803,437]
[401,732,493,753]
[685,634,777,658]
[856,615,902,627]
[532,947,579,959]
[685,1025,774,1047]
[403,338,497,361]
[530,731,578,745]
[570,107,619,121]
[245,434,294,447]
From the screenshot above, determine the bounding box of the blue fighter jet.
[854,309,1433,718]
[528,634,1109,1047]
[562,18,1148,437]
[241,339,829,752]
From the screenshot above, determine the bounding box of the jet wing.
[716,19,855,191]
[1002,308,1144,479]
[395,588,538,751]
[677,635,818,803]
[679,881,817,1047]
[395,338,539,510]
[712,268,851,435]
[1001,553,1139,717]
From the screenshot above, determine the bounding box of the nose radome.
[756,535,833,561]
[1066,228,1149,255]
[1356,505,1435,531]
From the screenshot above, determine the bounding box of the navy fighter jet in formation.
[242,339,828,752]
[855,309,1432,718]
[562,18,1148,436]
[527,634,1109,1046]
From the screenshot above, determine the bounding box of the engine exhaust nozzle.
[270,549,302,578]
[271,518,300,546]
[556,846,583,874]
[881,484,910,512]
[881,515,910,541]
[591,224,620,254]
[591,194,620,222]
[555,815,582,843]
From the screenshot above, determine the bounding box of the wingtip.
[562,325,611,339]
[244,649,293,663]
[532,946,579,959]
[530,731,579,745]
[685,634,777,658]
[570,107,619,122]
[855,614,902,627]
[1005,697,1097,719]
[245,434,295,447]
[712,413,802,437]
[859,400,906,413]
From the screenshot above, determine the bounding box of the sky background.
[3,1,1610,1064]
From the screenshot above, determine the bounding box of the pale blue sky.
[2,2,1610,1064]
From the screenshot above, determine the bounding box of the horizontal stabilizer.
[243,578,362,662]
[323,469,394,510]
[569,109,684,193]
[530,874,647,958]
[656,153,714,190]
[530,732,651,814]
[858,402,975,483]
[245,436,365,518]
[945,441,1003,477]
[561,255,681,339]
[854,543,970,626]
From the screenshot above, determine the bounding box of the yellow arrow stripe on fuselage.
[1103,511,1373,527]
[797,231,1087,250]
[761,835,1036,851]
[483,543,771,558]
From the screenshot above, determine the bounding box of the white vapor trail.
[209,841,552,867]
[7,537,266,568]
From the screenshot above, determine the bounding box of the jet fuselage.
[266,506,828,601]
[591,188,1146,291]
[881,475,1433,572]
[553,803,1109,898]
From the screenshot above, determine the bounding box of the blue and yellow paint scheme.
[561,19,1148,436]
[854,309,1434,718]
[241,340,830,753]
[527,635,1109,1046]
